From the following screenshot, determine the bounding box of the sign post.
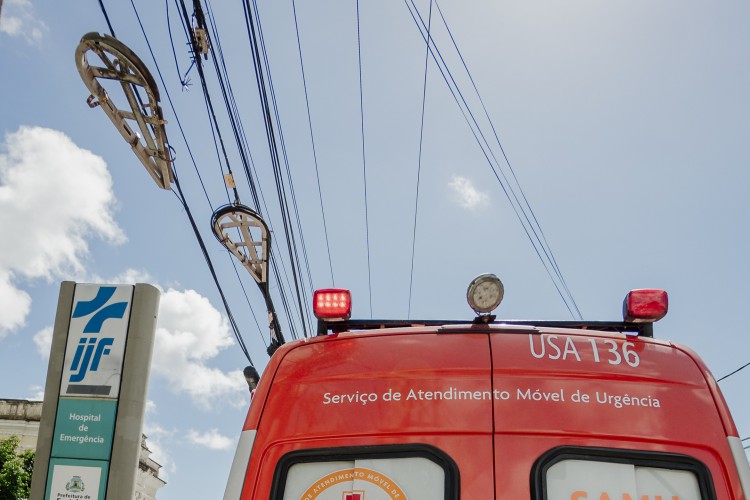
[30,282,160,500]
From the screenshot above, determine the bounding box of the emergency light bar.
[623,289,668,323]
[313,289,352,320]
[312,285,668,338]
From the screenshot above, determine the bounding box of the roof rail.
[316,318,654,338]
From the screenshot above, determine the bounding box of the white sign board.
[61,285,133,398]
[47,462,104,500]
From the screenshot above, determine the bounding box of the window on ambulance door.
[272,445,458,500]
[532,447,716,500]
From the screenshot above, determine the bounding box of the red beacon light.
[313,289,352,321]
[623,289,668,323]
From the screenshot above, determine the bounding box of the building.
[0,399,166,499]
[135,434,167,500]
[0,398,42,451]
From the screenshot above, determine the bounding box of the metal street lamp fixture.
[212,204,285,354]
[75,32,173,190]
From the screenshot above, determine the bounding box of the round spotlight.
[467,274,504,314]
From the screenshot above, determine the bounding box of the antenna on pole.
[212,204,285,355]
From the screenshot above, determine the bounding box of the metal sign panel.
[61,285,133,398]
[32,282,160,500]
[50,399,117,460]
[46,458,108,500]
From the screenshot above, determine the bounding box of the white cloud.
[187,429,234,451]
[0,126,124,338]
[32,326,52,359]
[0,0,47,44]
[27,385,45,401]
[448,175,489,210]
[0,271,30,333]
[101,268,153,285]
[153,288,247,407]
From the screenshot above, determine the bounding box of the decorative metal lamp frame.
[75,32,173,190]
[212,204,285,354]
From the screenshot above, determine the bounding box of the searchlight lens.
[467,274,504,314]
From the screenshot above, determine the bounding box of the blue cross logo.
[68,287,128,384]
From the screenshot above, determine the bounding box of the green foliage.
[0,436,34,500]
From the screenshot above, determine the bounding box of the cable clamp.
[193,28,210,58]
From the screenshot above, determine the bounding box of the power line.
[201,0,307,341]
[171,0,314,343]
[97,0,116,37]
[291,0,335,287]
[407,0,434,318]
[356,0,373,318]
[240,0,312,337]
[432,0,581,319]
[717,360,750,382]
[403,0,582,319]
[110,0,583,344]
[165,0,193,89]
[249,0,315,331]
[172,174,253,363]
[126,0,256,363]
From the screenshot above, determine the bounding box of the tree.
[0,436,34,500]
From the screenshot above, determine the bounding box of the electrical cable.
[717,361,750,382]
[177,2,320,343]
[177,3,241,206]
[172,171,253,362]
[239,0,312,338]
[228,256,266,350]
[127,0,256,363]
[407,0,574,311]
[356,0,374,318]
[291,0,336,287]
[250,0,315,330]
[403,0,581,319]
[432,0,581,319]
[184,0,300,342]
[118,0,583,345]
[168,0,196,90]
[176,0,311,343]
[97,0,117,37]
[201,86,234,205]
[407,0,434,318]
[190,0,306,341]
[403,1,572,316]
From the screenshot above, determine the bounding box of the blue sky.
[1,0,749,498]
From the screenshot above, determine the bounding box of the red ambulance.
[224,275,750,499]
